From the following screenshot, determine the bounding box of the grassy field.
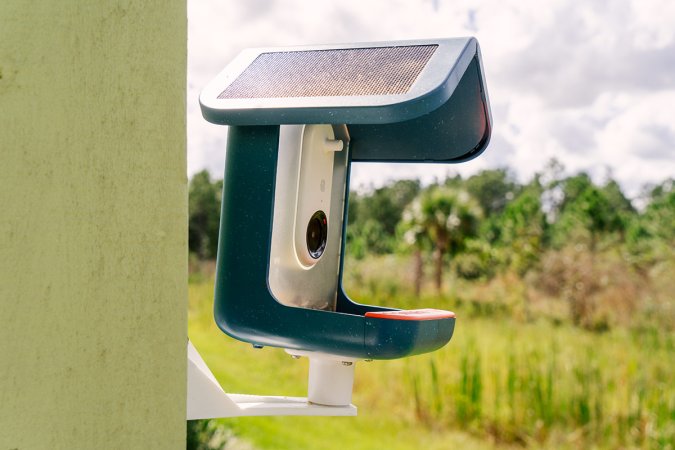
[188,256,674,449]
[189,279,508,450]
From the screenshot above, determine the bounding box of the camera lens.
[306,210,328,259]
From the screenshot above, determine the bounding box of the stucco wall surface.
[0,2,187,448]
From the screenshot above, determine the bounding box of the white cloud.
[188,0,675,198]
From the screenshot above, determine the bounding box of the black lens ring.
[306,210,328,259]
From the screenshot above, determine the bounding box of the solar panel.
[218,45,438,99]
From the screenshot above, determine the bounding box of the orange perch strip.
[364,308,456,321]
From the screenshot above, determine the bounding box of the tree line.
[189,161,674,297]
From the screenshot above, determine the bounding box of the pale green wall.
[0,2,186,448]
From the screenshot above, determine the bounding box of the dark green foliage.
[539,166,638,254]
[494,181,548,274]
[345,218,390,258]
[399,185,482,291]
[602,179,635,216]
[465,168,517,216]
[452,238,500,280]
[347,179,421,257]
[186,165,672,277]
[186,420,230,450]
[553,184,627,250]
[414,186,482,256]
[627,179,675,265]
[187,167,672,324]
[351,179,421,235]
[559,173,594,212]
[188,170,222,259]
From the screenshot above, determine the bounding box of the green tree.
[602,180,635,238]
[641,179,675,242]
[347,179,421,256]
[495,179,547,274]
[465,168,517,216]
[188,170,222,259]
[541,170,592,230]
[399,204,432,297]
[627,179,674,265]
[548,173,630,251]
[559,173,594,212]
[602,179,634,216]
[403,186,482,293]
[555,184,626,252]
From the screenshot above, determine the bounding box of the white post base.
[187,341,357,419]
[286,349,358,406]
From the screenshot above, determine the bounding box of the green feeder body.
[200,38,492,360]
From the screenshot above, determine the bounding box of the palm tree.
[400,202,429,297]
[402,186,482,294]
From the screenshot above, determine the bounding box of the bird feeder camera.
[190,37,492,419]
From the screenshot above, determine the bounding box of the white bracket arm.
[187,341,357,419]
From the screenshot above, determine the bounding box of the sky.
[188,0,675,198]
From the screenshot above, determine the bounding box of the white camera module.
[268,124,349,310]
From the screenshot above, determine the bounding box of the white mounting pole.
[187,341,357,419]
[286,349,357,406]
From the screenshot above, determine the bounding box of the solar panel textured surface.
[218,45,438,99]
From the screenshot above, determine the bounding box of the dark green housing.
[201,38,492,359]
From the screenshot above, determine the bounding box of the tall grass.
[188,251,674,449]
[342,253,674,448]
[398,325,674,448]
